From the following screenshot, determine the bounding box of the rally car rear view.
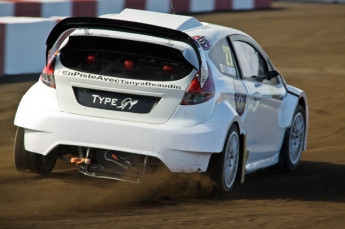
[14,9,308,193]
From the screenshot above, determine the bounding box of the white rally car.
[14,9,308,193]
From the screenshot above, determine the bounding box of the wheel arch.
[206,120,243,192]
[297,95,308,150]
[285,85,308,150]
[206,99,244,150]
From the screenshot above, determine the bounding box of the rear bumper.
[14,82,228,172]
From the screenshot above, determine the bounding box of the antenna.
[171,1,175,14]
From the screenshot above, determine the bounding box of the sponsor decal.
[61,70,181,90]
[117,98,138,110]
[235,93,247,116]
[92,94,118,106]
[74,87,159,114]
[233,80,247,116]
[219,63,236,76]
[192,36,212,50]
[92,94,138,110]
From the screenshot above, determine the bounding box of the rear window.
[59,36,194,81]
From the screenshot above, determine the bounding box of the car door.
[230,35,286,163]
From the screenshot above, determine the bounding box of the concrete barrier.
[0,17,60,76]
[0,0,271,17]
[278,0,345,3]
[0,0,271,77]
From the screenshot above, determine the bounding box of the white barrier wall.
[0,0,271,76]
[0,17,59,76]
[279,0,345,2]
[0,0,271,17]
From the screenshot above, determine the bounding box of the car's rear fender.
[206,100,241,128]
[206,100,243,153]
[164,99,242,153]
[14,81,61,130]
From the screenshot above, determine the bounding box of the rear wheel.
[280,105,306,170]
[14,127,56,175]
[209,124,240,193]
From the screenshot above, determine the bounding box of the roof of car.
[102,8,202,31]
[100,8,248,43]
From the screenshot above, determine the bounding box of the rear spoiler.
[46,17,209,87]
[46,18,202,67]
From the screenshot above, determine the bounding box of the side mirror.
[266,70,280,80]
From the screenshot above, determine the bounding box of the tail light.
[181,68,215,105]
[40,55,57,89]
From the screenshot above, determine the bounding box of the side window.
[208,37,237,77]
[233,41,268,80]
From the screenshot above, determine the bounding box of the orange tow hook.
[71,158,91,164]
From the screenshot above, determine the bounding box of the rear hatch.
[53,30,198,124]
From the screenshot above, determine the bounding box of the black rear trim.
[46,17,201,70]
[59,36,193,81]
[73,87,160,114]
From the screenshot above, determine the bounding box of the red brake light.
[40,56,57,89]
[181,68,215,105]
[124,60,134,71]
[86,55,96,65]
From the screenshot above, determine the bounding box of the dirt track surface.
[0,2,345,228]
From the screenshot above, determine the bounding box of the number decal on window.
[222,45,233,67]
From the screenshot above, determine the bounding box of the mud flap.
[241,134,250,184]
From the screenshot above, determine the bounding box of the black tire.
[14,127,56,175]
[208,124,241,193]
[279,105,306,171]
